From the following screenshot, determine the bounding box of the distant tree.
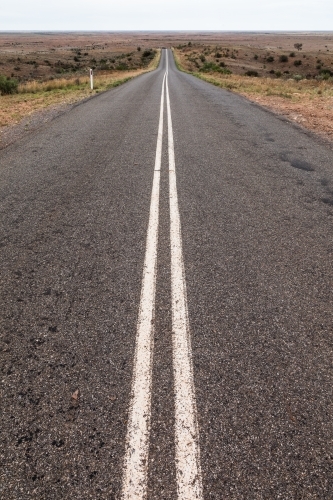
[294,43,303,51]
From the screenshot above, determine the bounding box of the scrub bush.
[0,75,18,94]
[245,70,258,77]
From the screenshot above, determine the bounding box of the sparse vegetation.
[0,49,161,129]
[172,39,333,86]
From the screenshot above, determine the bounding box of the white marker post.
[89,68,93,90]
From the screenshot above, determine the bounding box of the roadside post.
[89,68,93,90]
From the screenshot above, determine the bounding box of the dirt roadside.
[242,92,333,143]
[173,45,333,144]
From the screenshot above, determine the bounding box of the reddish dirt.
[245,93,333,142]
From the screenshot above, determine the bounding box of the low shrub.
[141,49,156,64]
[318,68,333,80]
[116,62,128,70]
[266,56,274,62]
[245,70,258,77]
[294,60,302,67]
[142,50,153,59]
[0,75,18,95]
[279,55,288,63]
[199,62,231,74]
[320,68,333,77]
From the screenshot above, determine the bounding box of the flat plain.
[1,31,333,143]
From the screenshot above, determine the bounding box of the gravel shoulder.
[0,100,78,150]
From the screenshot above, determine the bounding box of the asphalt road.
[1,49,333,499]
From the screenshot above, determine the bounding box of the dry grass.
[173,48,333,140]
[0,50,160,129]
[191,72,333,100]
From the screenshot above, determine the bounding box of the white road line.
[166,59,203,499]
[122,72,166,500]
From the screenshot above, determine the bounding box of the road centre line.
[166,56,203,499]
[122,50,202,499]
[122,72,166,500]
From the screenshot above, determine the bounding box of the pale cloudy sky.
[1,0,332,31]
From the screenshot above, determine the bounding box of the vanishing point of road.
[1,50,333,499]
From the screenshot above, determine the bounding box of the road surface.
[1,49,333,499]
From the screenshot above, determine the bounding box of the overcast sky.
[1,0,332,31]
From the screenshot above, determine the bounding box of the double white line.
[122,52,203,500]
